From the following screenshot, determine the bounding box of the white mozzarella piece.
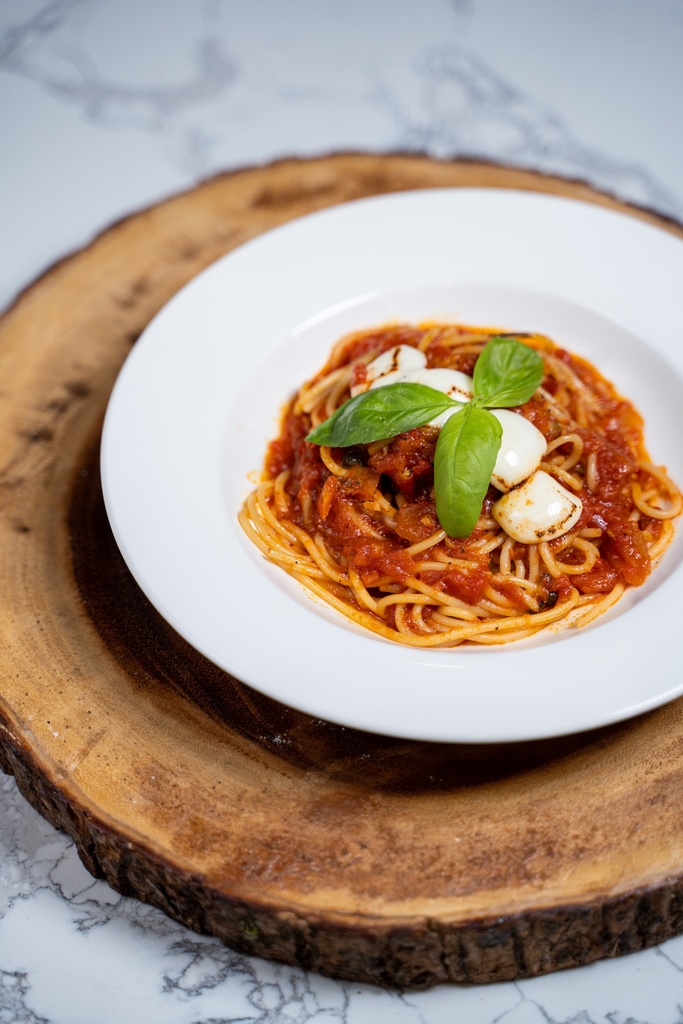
[491,470,583,544]
[408,367,475,428]
[489,409,547,492]
[350,344,427,396]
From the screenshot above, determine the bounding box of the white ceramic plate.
[101,189,683,743]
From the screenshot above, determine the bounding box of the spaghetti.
[239,323,681,647]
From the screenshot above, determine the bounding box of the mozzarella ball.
[350,344,427,395]
[491,470,583,543]
[408,367,475,428]
[489,410,547,492]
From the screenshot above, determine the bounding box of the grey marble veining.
[2,1,683,1020]
[1,1,683,310]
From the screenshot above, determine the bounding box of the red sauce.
[267,326,666,605]
[367,428,438,500]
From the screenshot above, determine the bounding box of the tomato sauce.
[267,326,666,605]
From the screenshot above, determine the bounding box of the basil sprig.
[306,337,543,538]
[433,404,503,538]
[472,335,544,407]
[305,382,461,447]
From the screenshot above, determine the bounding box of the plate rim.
[101,187,683,743]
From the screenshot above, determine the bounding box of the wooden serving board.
[2,154,683,989]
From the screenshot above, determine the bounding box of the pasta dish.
[239,323,680,647]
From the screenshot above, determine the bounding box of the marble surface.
[2,1,683,1020]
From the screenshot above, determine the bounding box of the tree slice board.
[2,154,683,990]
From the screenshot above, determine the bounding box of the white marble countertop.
[2,2,683,1021]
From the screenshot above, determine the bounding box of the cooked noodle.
[239,323,681,647]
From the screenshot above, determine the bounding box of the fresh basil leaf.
[472,337,543,408]
[433,405,502,538]
[306,382,462,447]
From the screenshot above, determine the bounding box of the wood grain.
[2,154,683,988]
